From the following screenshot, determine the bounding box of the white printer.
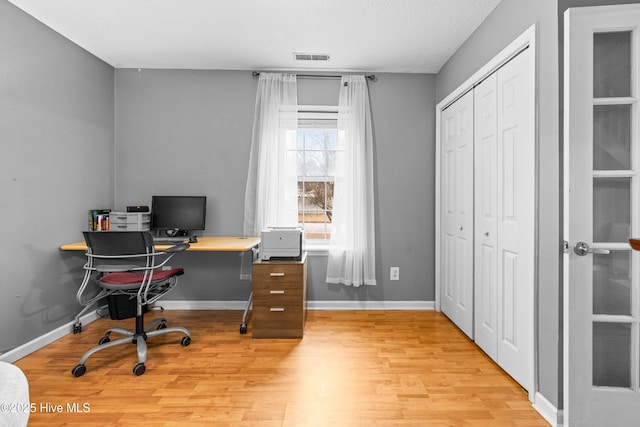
[260,227,304,260]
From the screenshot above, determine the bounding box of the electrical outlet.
[390,267,399,281]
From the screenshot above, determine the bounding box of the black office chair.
[72,231,191,377]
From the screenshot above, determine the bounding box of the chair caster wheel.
[73,324,82,334]
[71,364,86,377]
[157,322,167,330]
[133,363,146,376]
[98,336,111,345]
[240,323,248,334]
[181,336,191,347]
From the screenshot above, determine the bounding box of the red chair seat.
[100,268,184,285]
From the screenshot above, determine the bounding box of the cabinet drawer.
[253,264,303,284]
[109,212,150,224]
[110,222,150,231]
[252,305,303,322]
[109,213,134,224]
[253,282,303,300]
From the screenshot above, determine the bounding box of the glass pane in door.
[593,31,631,98]
[593,322,632,388]
[593,104,631,170]
[593,251,632,315]
[593,177,631,242]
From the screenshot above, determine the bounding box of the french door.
[564,4,640,425]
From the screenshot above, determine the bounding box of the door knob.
[573,241,610,256]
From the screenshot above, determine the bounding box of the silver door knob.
[573,241,610,256]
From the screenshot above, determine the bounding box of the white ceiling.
[8,0,502,74]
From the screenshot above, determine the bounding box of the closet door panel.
[495,48,535,390]
[474,73,499,360]
[440,90,474,338]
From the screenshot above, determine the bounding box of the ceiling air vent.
[293,52,330,61]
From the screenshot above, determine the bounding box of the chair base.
[71,315,190,377]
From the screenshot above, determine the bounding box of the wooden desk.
[60,235,260,252]
[60,235,260,333]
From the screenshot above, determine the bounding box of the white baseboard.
[160,300,435,311]
[0,310,100,363]
[533,391,562,426]
[158,300,250,310]
[307,300,435,310]
[0,301,435,362]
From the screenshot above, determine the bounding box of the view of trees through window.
[297,127,337,240]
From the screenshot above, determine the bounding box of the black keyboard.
[153,236,189,245]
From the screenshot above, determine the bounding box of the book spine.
[88,209,111,231]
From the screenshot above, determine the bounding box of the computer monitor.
[151,196,206,236]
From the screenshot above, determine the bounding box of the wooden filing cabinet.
[252,254,307,338]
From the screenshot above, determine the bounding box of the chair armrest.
[96,264,139,273]
[162,243,190,253]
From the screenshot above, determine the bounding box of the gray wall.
[114,69,436,304]
[0,1,114,353]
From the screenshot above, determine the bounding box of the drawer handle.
[270,307,285,312]
[270,272,285,277]
[270,290,285,294]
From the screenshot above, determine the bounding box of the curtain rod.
[252,71,376,81]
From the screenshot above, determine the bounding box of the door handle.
[573,241,610,256]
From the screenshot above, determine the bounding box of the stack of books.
[88,209,111,231]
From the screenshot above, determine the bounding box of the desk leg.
[240,291,252,334]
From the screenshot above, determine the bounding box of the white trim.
[307,300,435,310]
[435,23,538,402]
[0,310,100,363]
[160,300,435,311]
[158,300,250,310]
[436,25,537,111]
[304,244,330,256]
[533,391,563,427]
[562,8,572,422]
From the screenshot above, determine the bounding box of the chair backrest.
[82,231,155,256]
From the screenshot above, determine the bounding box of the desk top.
[60,236,260,252]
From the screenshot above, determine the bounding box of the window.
[294,108,338,243]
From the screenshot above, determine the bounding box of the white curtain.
[326,75,376,287]
[243,73,299,238]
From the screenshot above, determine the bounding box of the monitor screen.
[151,196,206,233]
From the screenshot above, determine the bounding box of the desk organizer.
[108,212,151,231]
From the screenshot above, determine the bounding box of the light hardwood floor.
[14,310,549,426]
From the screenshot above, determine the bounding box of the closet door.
[441,90,474,339]
[495,48,534,391]
[474,72,499,361]
[474,48,535,391]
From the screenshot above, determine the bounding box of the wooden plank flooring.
[14,310,549,426]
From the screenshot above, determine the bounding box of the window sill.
[304,243,329,256]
